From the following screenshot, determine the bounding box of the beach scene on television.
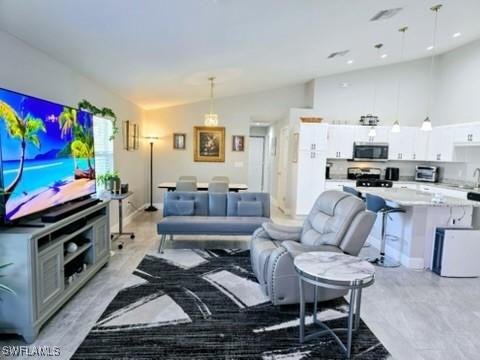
[0,89,96,222]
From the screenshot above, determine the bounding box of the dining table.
[157,182,248,192]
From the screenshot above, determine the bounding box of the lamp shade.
[421,117,433,132]
[391,121,401,133]
[368,126,377,137]
[144,136,159,142]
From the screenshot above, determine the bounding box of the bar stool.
[365,193,405,267]
[342,186,362,198]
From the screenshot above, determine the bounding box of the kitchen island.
[357,187,480,269]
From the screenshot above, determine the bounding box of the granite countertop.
[326,178,480,194]
[358,187,480,207]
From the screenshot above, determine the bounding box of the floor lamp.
[144,136,159,212]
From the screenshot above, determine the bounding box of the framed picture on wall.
[232,135,245,152]
[173,133,186,150]
[193,126,225,162]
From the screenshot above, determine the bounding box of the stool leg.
[298,278,305,343]
[376,212,401,268]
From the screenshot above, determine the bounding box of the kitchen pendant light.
[204,77,219,126]
[422,4,442,132]
[392,26,408,133]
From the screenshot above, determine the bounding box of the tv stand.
[0,201,110,343]
[41,197,100,223]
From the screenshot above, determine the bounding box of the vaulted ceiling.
[1,0,479,109]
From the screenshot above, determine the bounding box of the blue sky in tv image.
[0,88,96,222]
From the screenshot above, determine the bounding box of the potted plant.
[97,171,121,194]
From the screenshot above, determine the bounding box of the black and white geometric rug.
[73,249,390,359]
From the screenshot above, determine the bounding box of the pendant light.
[367,43,384,138]
[204,76,219,127]
[392,27,408,133]
[422,4,442,132]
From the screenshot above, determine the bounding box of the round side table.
[294,251,375,359]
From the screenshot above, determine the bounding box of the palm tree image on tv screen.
[0,88,96,222]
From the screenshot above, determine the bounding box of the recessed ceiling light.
[453,32,462,38]
[347,59,354,64]
[427,45,434,51]
[380,54,388,59]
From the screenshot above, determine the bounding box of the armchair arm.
[281,240,342,258]
[262,222,303,241]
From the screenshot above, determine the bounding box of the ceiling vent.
[327,50,350,59]
[370,7,403,21]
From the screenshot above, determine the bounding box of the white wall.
[312,58,431,127]
[0,30,146,225]
[143,84,308,203]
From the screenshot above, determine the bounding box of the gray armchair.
[250,190,376,305]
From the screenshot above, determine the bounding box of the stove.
[348,167,392,188]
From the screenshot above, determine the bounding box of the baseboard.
[367,235,425,270]
[110,203,161,233]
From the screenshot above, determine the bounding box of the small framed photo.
[173,133,186,150]
[232,135,245,152]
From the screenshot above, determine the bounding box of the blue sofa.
[157,191,271,252]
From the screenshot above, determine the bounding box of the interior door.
[248,136,265,192]
[277,127,289,212]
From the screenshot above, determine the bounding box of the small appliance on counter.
[432,228,480,277]
[325,162,332,180]
[353,142,389,161]
[415,165,440,183]
[347,167,381,180]
[385,167,400,181]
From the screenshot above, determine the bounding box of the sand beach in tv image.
[0,89,96,221]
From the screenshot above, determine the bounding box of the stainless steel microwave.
[353,142,389,161]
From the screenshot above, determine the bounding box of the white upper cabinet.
[298,123,328,152]
[354,126,390,143]
[388,127,415,161]
[327,125,355,159]
[428,126,454,162]
[453,123,480,145]
[412,129,430,161]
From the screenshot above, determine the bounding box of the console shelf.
[0,201,110,343]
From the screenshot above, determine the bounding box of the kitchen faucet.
[474,168,480,188]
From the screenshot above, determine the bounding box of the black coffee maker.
[385,167,400,181]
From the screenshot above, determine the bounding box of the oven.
[353,142,389,161]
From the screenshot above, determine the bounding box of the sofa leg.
[158,234,166,253]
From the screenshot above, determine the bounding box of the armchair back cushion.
[301,190,365,246]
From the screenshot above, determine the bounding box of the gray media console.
[0,201,110,343]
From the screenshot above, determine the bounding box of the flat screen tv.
[0,88,96,222]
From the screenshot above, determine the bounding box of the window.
[93,116,114,182]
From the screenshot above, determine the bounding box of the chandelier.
[204,76,219,126]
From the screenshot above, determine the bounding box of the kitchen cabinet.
[324,181,356,191]
[327,125,355,159]
[453,123,480,145]
[388,127,415,161]
[298,123,328,152]
[412,129,430,161]
[428,126,454,162]
[355,126,389,143]
[296,150,326,215]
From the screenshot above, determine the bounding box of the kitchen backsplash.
[327,159,480,185]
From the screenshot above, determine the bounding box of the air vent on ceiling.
[327,50,350,59]
[370,7,403,21]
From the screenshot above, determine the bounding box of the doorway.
[248,136,265,192]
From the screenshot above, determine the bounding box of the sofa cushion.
[208,193,227,216]
[237,200,263,217]
[157,216,270,235]
[227,192,270,217]
[164,200,195,216]
[163,191,208,216]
